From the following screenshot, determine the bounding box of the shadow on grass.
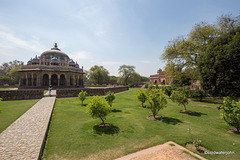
[161,117,183,125]
[192,98,223,104]
[93,124,120,135]
[180,110,207,117]
[112,109,122,112]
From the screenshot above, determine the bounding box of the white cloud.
[0,26,46,53]
[70,50,91,61]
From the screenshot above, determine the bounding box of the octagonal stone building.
[18,43,84,89]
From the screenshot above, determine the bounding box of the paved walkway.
[0,97,56,160]
[44,89,56,97]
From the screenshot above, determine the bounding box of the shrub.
[155,83,159,89]
[220,97,240,133]
[136,90,148,107]
[144,83,149,89]
[105,91,115,107]
[163,86,173,98]
[78,90,87,106]
[86,96,112,126]
[148,89,167,119]
[171,90,189,111]
[189,87,207,101]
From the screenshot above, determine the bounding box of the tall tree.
[198,27,240,98]
[89,65,109,85]
[0,60,23,74]
[118,65,136,85]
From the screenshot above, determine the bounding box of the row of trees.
[0,60,23,85]
[162,14,240,98]
[85,65,149,86]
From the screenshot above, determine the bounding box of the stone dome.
[40,43,70,61]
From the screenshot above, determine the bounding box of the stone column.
[66,73,70,86]
[26,74,28,86]
[58,74,60,86]
[49,74,51,86]
[77,75,79,86]
[31,73,34,86]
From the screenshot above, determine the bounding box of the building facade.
[18,43,84,88]
[149,69,169,85]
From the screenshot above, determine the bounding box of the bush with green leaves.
[171,90,189,111]
[144,83,149,89]
[189,87,207,101]
[163,86,173,98]
[105,91,115,107]
[136,90,148,107]
[86,96,112,126]
[78,90,87,106]
[148,89,167,119]
[155,83,159,89]
[220,97,240,133]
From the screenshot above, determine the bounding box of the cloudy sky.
[0,0,239,76]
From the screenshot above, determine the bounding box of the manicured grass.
[0,88,18,91]
[43,89,239,160]
[0,99,39,133]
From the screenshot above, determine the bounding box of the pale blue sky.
[0,0,239,76]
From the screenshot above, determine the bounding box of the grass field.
[0,88,18,91]
[0,99,39,133]
[43,89,239,160]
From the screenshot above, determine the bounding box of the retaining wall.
[0,89,44,101]
[56,86,129,98]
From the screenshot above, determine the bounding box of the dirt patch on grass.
[227,128,240,135]
[147,115,162,120]
[185,143,208,154]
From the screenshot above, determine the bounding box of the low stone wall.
[0,89,44,101]
[56,86,129,98]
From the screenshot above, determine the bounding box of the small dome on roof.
[27,58,32,65]
[32,55,40,64]
[75,62,79,68]
[69,59,75,66]
[51,57,59,63]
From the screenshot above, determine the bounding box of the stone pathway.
[44,90,56,97]
[0,97,56,160]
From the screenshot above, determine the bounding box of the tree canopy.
[198,27,240,98]
[118,65,137,85]
[162,14,240,88]
[89,65,109,85]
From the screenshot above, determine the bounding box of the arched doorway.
[33,74,37,86]
[51,74,58,86]
[43,74,49,86]
[60,74,65,86]
[70,75,73,86]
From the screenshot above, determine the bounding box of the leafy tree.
[198,27,240,98]
[136,90,148,107]
[78,90,87,106]
[109,76,118,84]
[189,87,207,101]
[0,60,23,74]
[0,76,12,85]
[118,65,136,85]
[147,89,167,119]
[105,91,115,107]
[86,96,112,126]
[144,83,149,89]
[7,66,21,84]
[171,90,189,111]
[89,65,109,85]
[220,97,240,133]
[163,86,173,98]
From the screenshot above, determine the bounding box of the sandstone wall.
[56,87,129,98]
[0,89,44,101]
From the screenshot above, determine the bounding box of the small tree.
[171,90,189,111]
[78,90,87,106]
[220,97,240,133]
[148,89,167,119]
[105,91,115,107]
[163,86,173,98]
[136,90,148,107]
[86,96,112,126]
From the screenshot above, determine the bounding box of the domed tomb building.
[18,43,84,88]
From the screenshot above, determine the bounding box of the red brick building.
[149,69,169,85]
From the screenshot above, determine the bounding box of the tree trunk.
[184,105,187,112]
[237,127,239,133]
[142,102,143,107]
[99,116,105,126]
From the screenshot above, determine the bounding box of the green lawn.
[0,88,18,91]
[43,89,239,160]
[0,99,39,133]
